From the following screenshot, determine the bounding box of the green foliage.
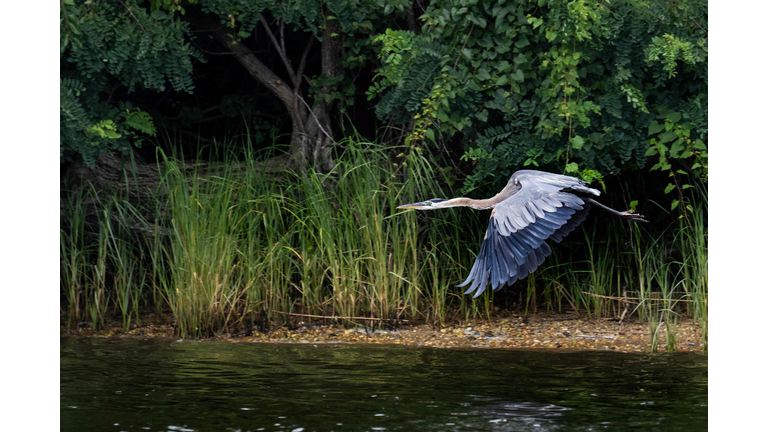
[645,34,706,79]
[369,0,708,192]
[61,76,158,165]
[204,0,411,35]
[60,0,83,54]
[645,108,707,221]
[125,109,157,137]
[65,1,201,93]
[89,120,122,140]
[60,0,201,165]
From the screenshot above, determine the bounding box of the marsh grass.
[60,183,91,327]
[628,195,707,352]
[60,137,707,349]
[103,198,146,331]
[679,189,708,349]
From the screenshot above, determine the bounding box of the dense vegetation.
[60,0,707,351]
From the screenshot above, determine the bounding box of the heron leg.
[586,198,648,223]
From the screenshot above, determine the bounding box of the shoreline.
[60,312,707,353]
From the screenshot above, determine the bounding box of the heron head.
[397,198,447,210]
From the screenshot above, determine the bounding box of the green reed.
[103,198,144,331]
[155,152,245,338]
[60,183,91,327]
[60,135,707,350]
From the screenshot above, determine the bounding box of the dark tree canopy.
[60,0,707,199]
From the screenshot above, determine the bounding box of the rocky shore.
[61,311,706,353]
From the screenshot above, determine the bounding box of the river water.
[61,338,707,431]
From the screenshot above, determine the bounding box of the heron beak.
[397,201,431,210]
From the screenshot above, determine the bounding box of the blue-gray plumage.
[397,170,647,298]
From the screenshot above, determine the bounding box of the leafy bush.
[369,0,707,194]
[60,0,201,165]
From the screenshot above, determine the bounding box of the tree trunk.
[198,17,341,173]
[406,3,420,35]
[302,17,343,173]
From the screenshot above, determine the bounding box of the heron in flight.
[397,170,647,298]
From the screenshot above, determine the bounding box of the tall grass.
[60,136,707,350]
[61,184,90,327]
[627,192,707,352]
[61,139,477,337]
[677,188,708,350]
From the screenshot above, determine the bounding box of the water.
[61,338,707,431]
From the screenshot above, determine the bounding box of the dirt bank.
[61,311,706,353]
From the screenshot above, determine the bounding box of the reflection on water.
[61,338,707,431]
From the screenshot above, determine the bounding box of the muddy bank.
[61,311,706,353]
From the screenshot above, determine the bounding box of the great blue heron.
[397,170,647,298]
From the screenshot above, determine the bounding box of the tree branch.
[280,19,287,60]
[187,16,296,110]
[258,14,298,87]
[117,0,145,32]
[189,35,264,56]
[296,37,314,86]
[690,18,708,36]
[298,96,334,143]
[292,37,315,134]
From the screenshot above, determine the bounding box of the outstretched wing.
[458,171,598,298]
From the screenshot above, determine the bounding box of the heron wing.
[458,171,597,298]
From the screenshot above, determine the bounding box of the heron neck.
[437,197,495,210]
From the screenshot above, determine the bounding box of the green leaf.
[470,15,487,28]
[89,120,122,140]
[666,111,682,123]
[125,110,157,136]
[658,130,676,143]
[664,184,675,194]
[648,121,664,135]
[545,28,557,42]
[510,69,525,82]
[671,199,679,210]
[692,139,707,150]
[570,135,585,150]
[69,21,81,35]
[669,140,685,157]
[565,162,579,173]
[476,68,491,81]
[424,128,435,141]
